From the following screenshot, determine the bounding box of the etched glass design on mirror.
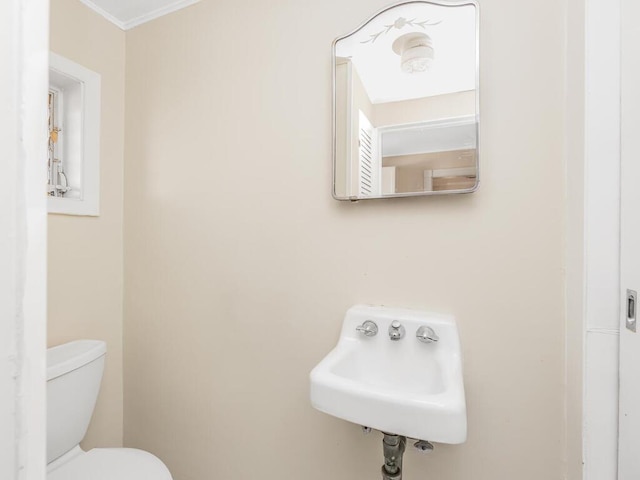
[332,1,479,200]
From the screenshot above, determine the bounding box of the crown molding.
[78,0,200,31]
[121,0,200,30]
[78,0,126,29]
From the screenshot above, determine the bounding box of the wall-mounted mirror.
[332,0,479,200]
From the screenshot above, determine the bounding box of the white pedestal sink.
[310,305,467,444]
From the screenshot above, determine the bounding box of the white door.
[618,0,640,476]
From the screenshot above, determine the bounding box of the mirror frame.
[331,0,480,201]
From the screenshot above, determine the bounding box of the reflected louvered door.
[358,110,380,196]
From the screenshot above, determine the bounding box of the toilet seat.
[48,447,172,480]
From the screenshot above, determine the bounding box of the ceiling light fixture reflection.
[392,32,434,74]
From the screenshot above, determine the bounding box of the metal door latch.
[627,289,637,333]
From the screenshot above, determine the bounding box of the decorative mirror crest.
[360,17,442,44]
[332,0,479,201]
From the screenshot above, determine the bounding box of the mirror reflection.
[333,1,479,200]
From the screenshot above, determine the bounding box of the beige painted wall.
[385,150,476,193]
[48,0,125,449]
[123,2,567,480]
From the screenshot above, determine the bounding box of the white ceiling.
[336,3,476,104]
[79,0,200,30]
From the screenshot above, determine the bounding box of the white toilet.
[47,340,172,480]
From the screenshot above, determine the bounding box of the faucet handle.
[356,320,378,337]
[416,325,439,343]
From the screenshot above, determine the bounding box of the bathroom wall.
[385,151,476,193]
[49,0,125,449]
[123,1,568,480]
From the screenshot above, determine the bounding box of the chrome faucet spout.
[388,321,405,341]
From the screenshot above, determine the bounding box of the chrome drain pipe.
[381,433,406,480]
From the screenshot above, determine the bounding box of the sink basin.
[310,305,467,443]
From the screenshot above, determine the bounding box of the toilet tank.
[47,340,107,464]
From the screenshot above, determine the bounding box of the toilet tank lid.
[47,340,106,381]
